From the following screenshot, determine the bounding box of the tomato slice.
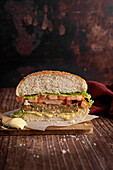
[16,94,86,107]
[48,95,58,100]
[81,100,88,108]
[39,95,47,99]
[67,95,83,101]
[58,95,66,100]
[16,96,24,104]
[28,97,38,103]
[39,99,64,104]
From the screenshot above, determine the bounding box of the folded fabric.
[87,81,113,116]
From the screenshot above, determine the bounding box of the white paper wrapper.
[3,109,99,131]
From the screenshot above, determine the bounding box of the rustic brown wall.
[0,0,113,86]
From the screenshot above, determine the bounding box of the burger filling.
[11,92,93,120]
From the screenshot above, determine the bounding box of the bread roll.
[16,70,87,96]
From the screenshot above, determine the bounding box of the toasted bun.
[16,70,88,96]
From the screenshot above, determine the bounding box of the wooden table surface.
[0,88,113,170]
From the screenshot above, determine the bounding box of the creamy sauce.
[25,111,43,117]
[22,111,79,120]
[58,113,76,119]
[5,118,27,129]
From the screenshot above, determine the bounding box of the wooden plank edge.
[0,128,93,136]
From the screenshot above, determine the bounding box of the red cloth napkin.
[87,81,113,116]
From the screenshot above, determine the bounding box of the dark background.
[0,0,113,87]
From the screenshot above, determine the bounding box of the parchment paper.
[3,109,99,131]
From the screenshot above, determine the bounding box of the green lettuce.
[10,108,23,118]
[23,94,38,99]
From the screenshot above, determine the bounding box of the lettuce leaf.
[10,108,23,118]
[23,94,38,99]
[80,92,94,108]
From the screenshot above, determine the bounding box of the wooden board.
[0,110,93,135]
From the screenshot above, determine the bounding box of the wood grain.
[0,88,113,170]
[0,124,93,136]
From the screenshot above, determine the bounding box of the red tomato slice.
[75,95,84,101]
[16,96,24,104]
[16,94,85,106]
[28,97,38,103]
[58,95,66,100]
[39,95,47,99]
[48,95,58,100]
[39,99,64,104]
[67,95,83,101]
[81,100,88,108]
